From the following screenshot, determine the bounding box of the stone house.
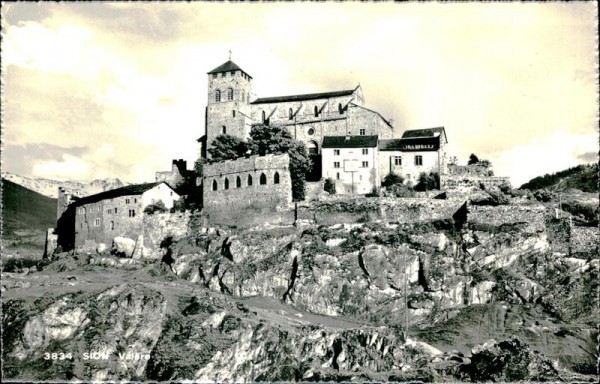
[72,182,180,251]
[199,59,397,161]
[322,135,380,195]
[378,127,448,184]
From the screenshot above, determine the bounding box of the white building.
[378,127,448,184]
[321,135,379,195]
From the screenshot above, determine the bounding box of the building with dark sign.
[378,127,448,184]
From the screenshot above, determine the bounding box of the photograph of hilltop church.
[1,2,598,383]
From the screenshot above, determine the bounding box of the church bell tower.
[205,54,253,158]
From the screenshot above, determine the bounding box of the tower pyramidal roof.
[207,60,252,79]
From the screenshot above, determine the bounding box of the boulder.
[96,243,107,254]
[112,237,136,258]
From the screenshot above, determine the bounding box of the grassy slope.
[2,179,57,257]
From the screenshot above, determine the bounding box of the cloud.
[1,2,597,186]
[32,154,89,181]
[577,151,599,163]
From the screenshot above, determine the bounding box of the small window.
[94,218,100,226]
[212,73,217,79]
[334,162,340,168]
[262,111,266,123]
[227,88,233,101]
[128,209,136,218]
[338,103,344,114]
[415,155,423,166]
[224,178,229,190]
[362,148,368,155]
[336,172,340,180]
[274,172,280,184]
[362,161,369,168]
[114,208,117,214]
[215,90,221,102]
[247,174,253,186]
[97,205,100,212]
[260,173,267,185]
[307,128,315,136]
[212,180,218,191]
[230,71,235,76]
[236,176,242,188]
[125,198,130,204]
[394,156,402,166]
[314,106,319,117]
[107,209,112,214]
[334,149,340,156]
[110,221,115,230]
[241,92,245,102]
[222,126,227,135]
[289,108,293,120]
[170,191,173,196]
[359,129,366,136]
[232,110,236,117]
[134,198,137,203]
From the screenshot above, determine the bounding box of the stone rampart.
[571,226,598,255]
[441,175,511,193]
[467,204,546,232]
[448,164,493,177]
[143,211,191,252]
[203,154,292,216]
[307,197,465,224]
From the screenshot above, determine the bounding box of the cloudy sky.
[2,2,598,187]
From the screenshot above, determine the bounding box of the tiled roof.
[401,127,447,141]
[207,60,252,78]
[73,182,165,206]
[322,135,379,148]
[251,89,356,105]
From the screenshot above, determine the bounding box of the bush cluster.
[323,178,336,195]
[143,200,168,214]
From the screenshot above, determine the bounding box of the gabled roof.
[207,60,252,79]
[73,182,170,206]
[322,135,379,148]
[401,127,447,143]
[251,88,357,105]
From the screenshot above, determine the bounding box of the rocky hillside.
[1,172,126,199]
[2,195,598,382]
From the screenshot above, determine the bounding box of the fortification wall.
[143,211,191,251]
[448,164,493,176]
[571,226,598,255]
[467,204,546,232]
[441,175,511,193]
[306,197,464,224]
[202,154,292,216]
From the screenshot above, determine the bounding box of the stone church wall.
[202,154,293,218]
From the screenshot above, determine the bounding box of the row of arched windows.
[215,88,243,102]
[211,172,280,191]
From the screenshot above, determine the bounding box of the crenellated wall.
[202,153,293,216]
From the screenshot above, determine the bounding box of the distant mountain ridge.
[1,172,128,199]
[519,163,598,193]
[1,178,56,238]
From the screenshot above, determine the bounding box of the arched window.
[289,108,293,120]
[314,106,319,117]
[224,178,230,190]
[212,180,218,191]
[338,103,344,114]
[215,90,221,102]
[262,111,266,123]
[247,174,253,186]
[236,176,242,188]
[274,172,280,184]
[227,88,234,101]
[260,173,267,185]
[307,140,318,155]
